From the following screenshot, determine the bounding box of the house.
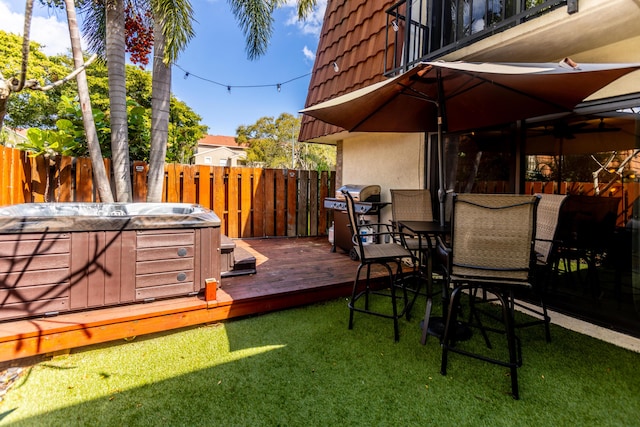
[194,134,247,167]
[0,127,27,147]
[300,0,640,336]
[300,0,640,220]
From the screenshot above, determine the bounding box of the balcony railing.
[385,0,573,76]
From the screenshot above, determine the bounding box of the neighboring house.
[300,0,640,223]
[0,127,27,147]
[194,135,247,167]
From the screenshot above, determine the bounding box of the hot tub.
[0,203,221,321]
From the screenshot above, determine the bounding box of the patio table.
[398,220,450,344]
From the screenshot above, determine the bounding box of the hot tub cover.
[0,203,221,233]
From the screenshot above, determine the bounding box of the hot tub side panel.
[0,232,72,320]
[0,224,220,321]
[69,230,137,310]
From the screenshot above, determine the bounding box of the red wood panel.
[56,156,73,202]
[276,170,286,236]
[319,170,330,235]
[197,165,213,209]
[240,167,252,238]
[31,156,46,202]
[165,163,180,203]
[132,161,148,202]
[0,146,8,206]
[297,170,309,236]
[75,157,94,202]
[264,169,276,236]
[287,170,297,236]
[309,170,319,236]
[213,167,226,235]
[252,168,266,237]
[17,149,31,203]
[182,165,196,203]
[227,167,239,237]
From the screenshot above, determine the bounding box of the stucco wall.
[342,132,425,223]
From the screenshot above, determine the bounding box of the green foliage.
[16,121,83,158]
[1,297,639,425]
[1,29,207,163]
[0,31,73,128]
[237,113,336,171]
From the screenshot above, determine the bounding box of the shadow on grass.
[1,297,639,426]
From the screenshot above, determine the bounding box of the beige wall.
[342,132,425,223]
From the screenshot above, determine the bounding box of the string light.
[174,64,311,93]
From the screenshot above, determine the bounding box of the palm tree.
[105,0,133,202]
[81,0,318,202]
[147,0,194,202]
[64,0,114,203]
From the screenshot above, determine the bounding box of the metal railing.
[385,0,572,76]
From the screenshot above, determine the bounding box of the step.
[220,235,257,278]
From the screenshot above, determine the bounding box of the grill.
[324,185,389,255]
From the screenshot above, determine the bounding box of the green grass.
[1,295,639,427]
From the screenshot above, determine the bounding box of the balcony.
[385,0,571,76]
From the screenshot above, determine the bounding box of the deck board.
[0,237,390,363]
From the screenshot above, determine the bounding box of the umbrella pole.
[437,110,446,227]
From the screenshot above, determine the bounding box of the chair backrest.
[534,193,568,264]
[342,190,364,253]
[390,189,434,223]
[450,194,539,282]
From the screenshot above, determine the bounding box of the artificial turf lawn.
[1,296,639,426]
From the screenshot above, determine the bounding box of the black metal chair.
[439,194,540,399]
[342,190,413,341]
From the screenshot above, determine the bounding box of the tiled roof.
[299,0,397,142]
[198,134,244,148]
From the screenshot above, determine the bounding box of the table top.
[398,220,450,235]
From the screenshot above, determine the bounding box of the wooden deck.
[0,237,383,363]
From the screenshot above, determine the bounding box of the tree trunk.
[0,0,33,129]
[106,0,132,202]
[147,20,170,203]
[64,0,114,203]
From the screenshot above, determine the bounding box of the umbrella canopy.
[301,60,640,224]
[301,61,640,134]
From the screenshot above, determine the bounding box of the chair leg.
[500,290,520,400]
[440,285,463,376]
[348,263,366,330]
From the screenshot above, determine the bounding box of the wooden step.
[220,235,256,277]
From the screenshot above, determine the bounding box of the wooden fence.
[2,145,637,234]
[0,146,335,238]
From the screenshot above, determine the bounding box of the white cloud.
[302,45,315,62]
[0,1,72,56]
[284,0,326,37]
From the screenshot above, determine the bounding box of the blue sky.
[0,0,326,136]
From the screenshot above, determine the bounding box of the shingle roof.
[198,135,243,148]
[299,0,397,142]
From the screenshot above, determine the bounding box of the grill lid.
[336,184,381,202]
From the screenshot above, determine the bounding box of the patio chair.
[517,192,569,341]
[439,193,540,399]
[343,190,414,341]
[390,189,435,257]
[389,189,440,330]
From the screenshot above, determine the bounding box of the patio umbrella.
[301,60,640,224]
